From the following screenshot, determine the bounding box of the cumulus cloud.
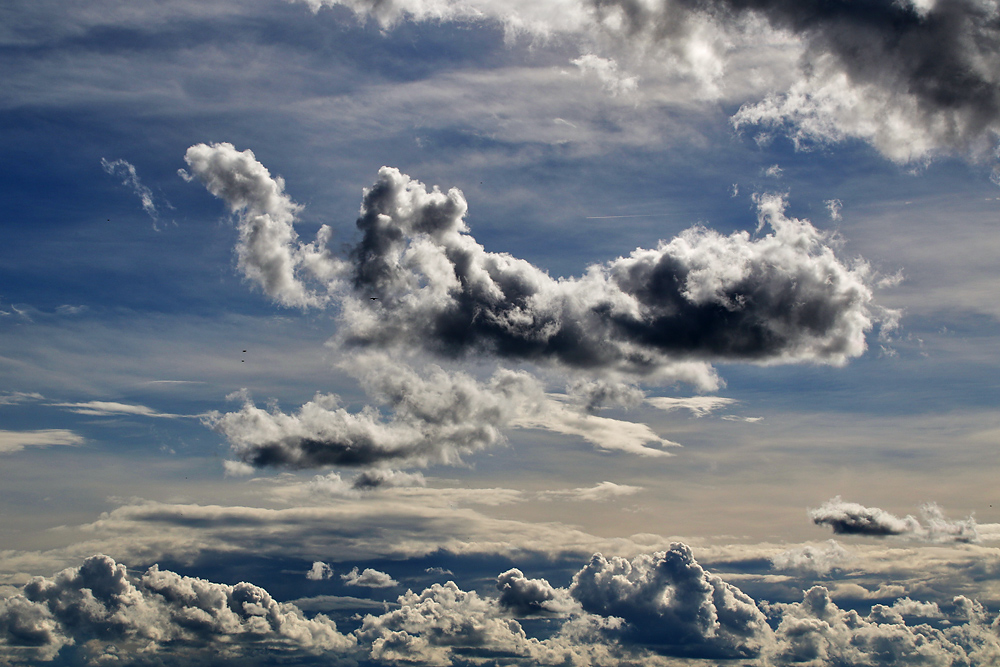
[569,544,774,659]
[496,569,574,615]
[770,586,1000,666]
[344,168,880,381]
[182,143,345,308]
[101,158,161,226]
[770,540,851,575]
[810,497,979,543]
[306,561,334,581]
[0,554,354,664]
[341,567,398,588]
[0,429,83,454]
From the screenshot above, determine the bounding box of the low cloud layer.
[810,497,979,543]
[7,547,999,665]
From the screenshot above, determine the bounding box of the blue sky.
[3,0,1000,664]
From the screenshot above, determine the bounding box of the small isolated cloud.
[341,567,398,588]
[825,198,843,221]
[770,540,851,575]
[763,164,783,178]
[52,401,181,419]
[307,561,334,581]
[646,396,737,417]
[0,429,83,454]
[538,481,642,502]
[810,496,979,542]
[101,158,161,227]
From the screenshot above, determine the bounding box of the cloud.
[182,143,345,308]
[496,569,574,615]
[101,158,161,226]
[569,544,774,659]
[209,353,679,469]
[0,392,43,406]
[341,567,398,588]
[770,540,851,575]
[646,395,737,417]
[295,0,1000,162]
[810,497,979,543]
[306,561,334,581]
[343,168,880,383]
[537,481,643,502]
[0,430,83,454]
[770,586,1000,666]
[52,400,181,419]
[0,554,354,664]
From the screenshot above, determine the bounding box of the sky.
[3,0,1000,664]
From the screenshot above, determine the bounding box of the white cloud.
[101,158,161,227]
[52,400,181,418]
[0,430,83,454]
[646,395,737,417]
[341,567,398,588]
[306,561,334,581]
[810,497,979,543]
[770,540,852,575]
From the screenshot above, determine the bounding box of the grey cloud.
[345,168,879,382]
[496,569,574,616]
[182,143,344,309]
[811,497,979,542]
[207,359,541,469]
[569,544,774,659]
[341,567,398,588]
[101,158,160,226]
[537,481,643,502]
[0,554,354,664]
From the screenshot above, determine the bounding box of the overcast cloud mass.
[4,0,1000,664]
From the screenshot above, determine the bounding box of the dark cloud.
[345,168,879,380]
[810,497,979,542]
[496,568,572,615]
[569,544,774,659]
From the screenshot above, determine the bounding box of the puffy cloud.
[496,569,574,615]
[0,554,354,664]
[569,544,774,659]
[770,586,1000,666]
[341,567,398,588]
[182,143,344,308]
[306,561,334,581]
[811,497,979,543]
[770,540,852,575]
[344,168,880,381]
[0,429,83,454]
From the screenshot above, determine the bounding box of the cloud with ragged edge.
[341,566,398,588]
[0,430,84,454]
[810,496,980,543]
[186,142,894,471]
[7,543,1000,665]
[101,158,163,228]
[292,0,1000,165]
